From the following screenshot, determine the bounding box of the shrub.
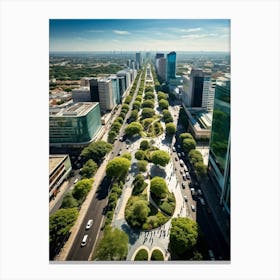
[134,249,148,261]
[151,249,164,261]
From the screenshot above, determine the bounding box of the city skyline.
[49,19,230,52]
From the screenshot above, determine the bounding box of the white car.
[197,189,202,196]
[81,235,88,247]
[86,219,93,230]
[183,195,188,202]
[191,205,196,212]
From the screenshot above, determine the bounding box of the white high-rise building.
[98,78,114,112]
[202,76,215,112]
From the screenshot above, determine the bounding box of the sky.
[49,19,230,52]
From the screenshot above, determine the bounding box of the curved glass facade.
[49,103,101,144]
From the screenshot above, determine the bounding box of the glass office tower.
[49,102,102,145]
[208,77,230,214]
[166,51,176,81]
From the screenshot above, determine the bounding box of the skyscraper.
[89,78,100,102]
[208,76,230,214]
[157,57,166,82]
[98,78,114,113]
[166,51,176,81]
[136,52,142,70]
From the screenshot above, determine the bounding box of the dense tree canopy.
[106,157,131,179]
[72,178,93,202]
[49,208,78,243]
[81,141,112,164]
[165,123,176,135]
[157,91,168,101]
[179,133,194,142]
[141,108,155,119]
[121,153,132,161]
[95,226,128,261]
[129,110,138,122]
[126,199,150,227]
[158,99,169,110]
[142,100,154,109]
[151,150,170,167]
[80,159,98,179]
[136,160,148,173]
[60,192,78,209]
[182,138,196,153]
[124,121,143,137]
[140,140,150,150]
[188,150,203,164]
[194,162,207,178]
[150,176,168,199]
[135,150,146,160]
[169,217,198,256]
[132,101,141,110]
[132,174,147,195]
[108,130,118,143]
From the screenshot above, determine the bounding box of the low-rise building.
[49,154,72,200]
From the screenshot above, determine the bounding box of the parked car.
[199,197,206,205]
[191,205,196,212]
[86,219,93,230]
[182,183,186,189]
[175,157,178,161]
[183,195,188,202]
[182,152,185,157]
[172,146,176,152]
[208,249,215,260]
[197,189,202,196]
[184,165,188,172]
[182,174,187,181]
[190,188,195,196]
[180,169,183,175]
[177,152,181,158]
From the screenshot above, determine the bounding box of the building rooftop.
[50,102,99,117]
[49,155,68,176]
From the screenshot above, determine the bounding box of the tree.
[169,217,198,256]
[165,123,176,135]
[125,122,143,137]
[140,140,150,150]
[108,130,118,143]
[111,121,122,132]
[194,162,207,178]
[157,92,168,101]
[136,160,148,172]
[121,153,132,161]
[106,157,131,179]
[115,117,124,124]
[183,138,196,153]
[72,178,93,202]
[162,110,173,123]
[60,192,78,209]
[80,159,98,179]
[142,100,154,109]
[150,176,168,199]
[158,99,169,110]
[142,118,154,130]
[179,133,194,142]
[144,92,155,100]
[124,95,132,104]
[188,150,203,165]
[141,108,155,119]
[121,104,129,114]
[135,150,146,160]
[132,101,141,110]
[126,199,150,227]
[129,110,138,122]
[81,141,112,164]
[95,226,128,260]
[132,174,147,195]
[151,150,170,167]
[49,208,78,244]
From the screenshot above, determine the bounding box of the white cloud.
[185,27,202,32]
[181,33,217,39]
[113,30,131,35]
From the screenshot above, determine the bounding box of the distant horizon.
[50,19,230,52]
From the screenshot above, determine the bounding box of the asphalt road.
[65,72,142,261]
